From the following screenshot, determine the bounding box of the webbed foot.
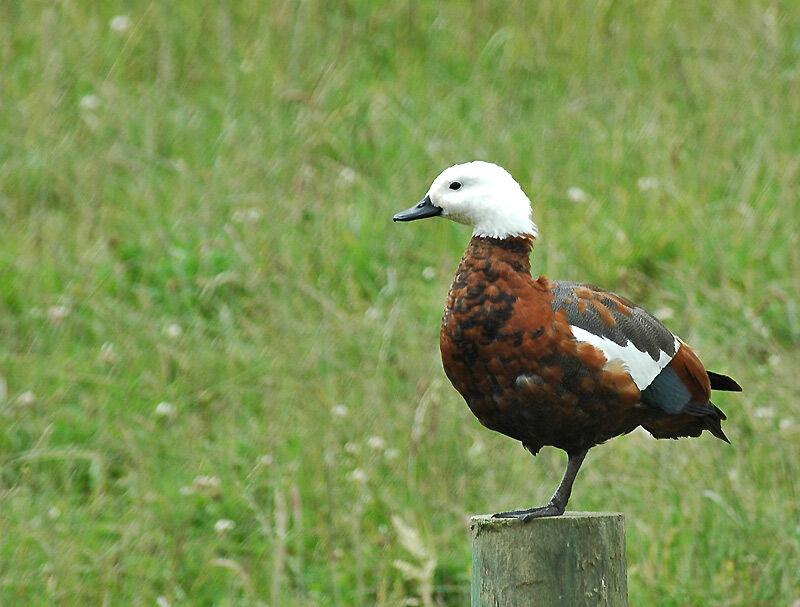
[492,503,565,521]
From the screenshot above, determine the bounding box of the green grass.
[1,1,799,605]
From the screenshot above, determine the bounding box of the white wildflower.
[164,323,183,339]
[384,447,400,460]
[47,305,70,324]
[214,518,235,534]
[332,404,349,417]
[421,266,436,281]
[348,468,368,484]
[566,186,589,203]
[109,15,132,34]
[156,597,171,607]
[637,176,660,191]
[17,391,37,407]
[79,94,101,111]
[468,440,486,458]
[257,453,274,467]
[339,167,357,184]
[367,436,386,451]
[155,401,177,419]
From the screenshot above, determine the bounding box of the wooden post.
[471,512,628,607]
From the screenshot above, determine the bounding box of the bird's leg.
[493,449,589,521]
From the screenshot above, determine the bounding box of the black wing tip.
[707,370,742,392]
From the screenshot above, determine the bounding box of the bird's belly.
[441,324,642,452]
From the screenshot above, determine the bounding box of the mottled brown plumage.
[440,236,729,455]
[440,236,646,456]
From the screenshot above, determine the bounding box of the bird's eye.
[449,181,462,191]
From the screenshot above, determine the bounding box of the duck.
[393,161,741,520]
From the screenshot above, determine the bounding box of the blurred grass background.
[1,1,799,605]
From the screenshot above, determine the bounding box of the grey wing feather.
[551,281,677,362]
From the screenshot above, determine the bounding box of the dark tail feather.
[684,400,730,443]
[708,370,742,392]
[704,417,730,444]
[703,402,730,444]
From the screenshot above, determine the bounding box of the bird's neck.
[461,235,534,275]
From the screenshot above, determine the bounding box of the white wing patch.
[570,325,678,390]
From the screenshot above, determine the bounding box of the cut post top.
[472,511,622,520]
[471,511,623,527]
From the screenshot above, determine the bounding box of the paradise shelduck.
[393,161,741,520]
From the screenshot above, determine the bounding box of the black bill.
[392,195,442,222]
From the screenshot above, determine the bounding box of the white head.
[393,161,538,239]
